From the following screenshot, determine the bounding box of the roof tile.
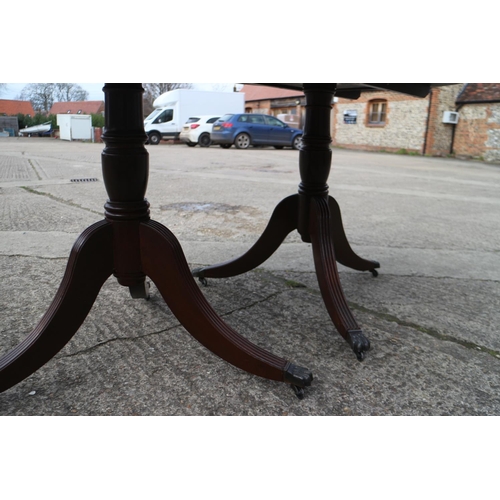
[49,100,104,115]
[456,83,500,104]
[240,84,304,101]
[0,99,36,116]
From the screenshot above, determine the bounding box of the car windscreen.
[217,114,233,123]
[186,117,201,123]
[145,109,163,121]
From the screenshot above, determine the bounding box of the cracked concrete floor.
[1,138,500,415]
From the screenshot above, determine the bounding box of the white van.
[144,89,244,145]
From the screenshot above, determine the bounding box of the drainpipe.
[422,88,433,155]
[450,84,468,155]
[449,119,457,155]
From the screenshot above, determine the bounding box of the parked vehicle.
[179,115,220,147]
[144,90,245,145]
[211,113,303,150]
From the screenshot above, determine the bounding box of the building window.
[367,100,387,125]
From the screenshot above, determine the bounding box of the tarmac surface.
[1,137,500,415]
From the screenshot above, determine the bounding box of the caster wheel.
[129,281,151,300]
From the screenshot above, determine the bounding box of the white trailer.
[57,114,92,141]
[144,89,245,145]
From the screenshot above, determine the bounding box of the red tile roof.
[240,84,304,102]
[49,100,104,115]
[456,83,500,104]
[0,99,36,116]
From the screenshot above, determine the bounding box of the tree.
[20,83,55,113]
[16,112,55,130]
[54,83,89,103]
[91,113,105,128]
[19,83,89,114]
[142,83,193,115]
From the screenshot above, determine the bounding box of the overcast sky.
[1,83,236,101]
[1,83,103,100]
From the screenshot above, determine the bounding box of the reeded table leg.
[0,221,113,392]
[328,196,380,276]
[193,194,299,283]
[309,197,370,360]
[141,220,312,395]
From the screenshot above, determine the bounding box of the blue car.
[211,113,303,150]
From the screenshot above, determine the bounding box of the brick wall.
[245,100,271,114]
[93,127,103,143]
[453,103,500,162]
[424,84,463,156]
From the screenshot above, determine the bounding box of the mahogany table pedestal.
[194,84,380,361]
[0,84,313,398]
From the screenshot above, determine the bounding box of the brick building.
[0,99,37,137]
[241,85,305,124]
[452,84,500,163]
[242,84,500,164]
[332,84,464,156]
[48,100,105,116]
[0,99,36,117]
[332,83,500,163]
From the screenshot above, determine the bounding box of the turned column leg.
[298,84,370,360]
[101,84,313,398]
[101,84,152,297]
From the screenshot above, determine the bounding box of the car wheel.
[186,142,196,147]
[148,132,161,145]
[199,133,211,147]
[292,135,302,150]
[234,133,251,149]
[219,144,232,149]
